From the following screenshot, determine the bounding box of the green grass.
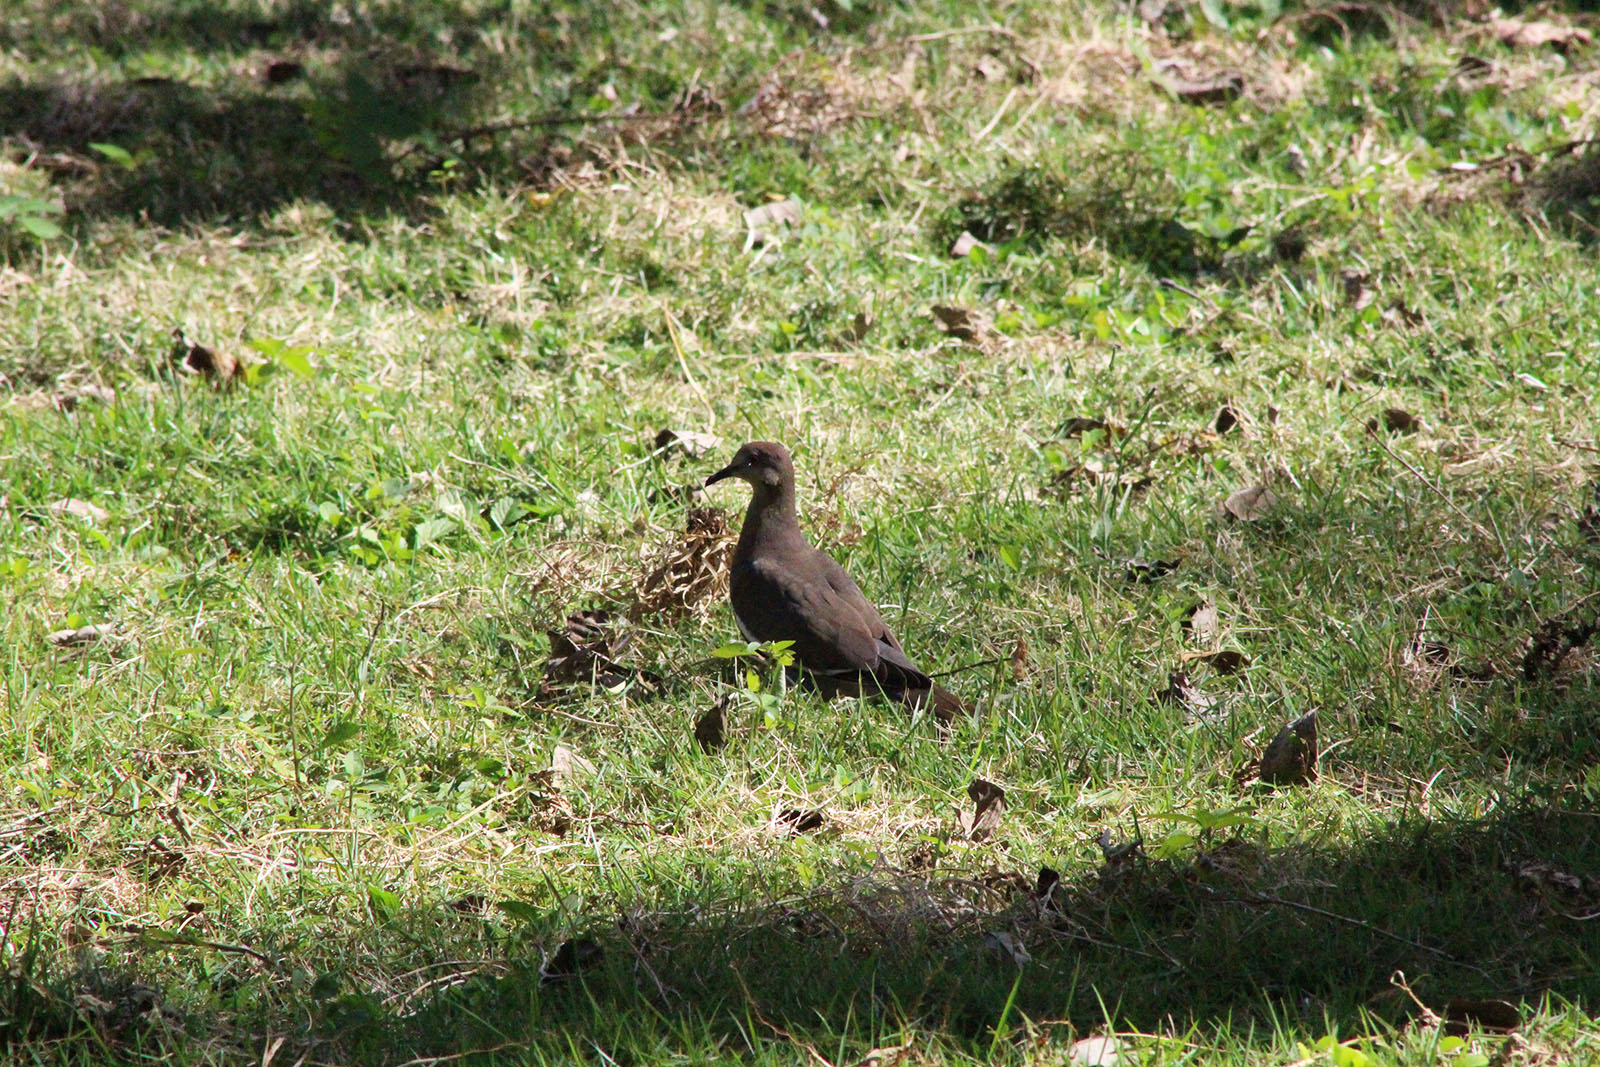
[3,0,1599,1063]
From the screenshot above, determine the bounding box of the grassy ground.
[3,0,1599,1063]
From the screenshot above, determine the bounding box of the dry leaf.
[1341,269,1374,310]
[541,610,656,695]
[1180,649,1249,675]
[1214,405,1241,434]
[261,58,304,84]
[743,197,802,248]
[1491,16,1592,51]
[653,428,720,459]
[847,311,873,342]
[1008,635,1030,681]
[1258,710,1319,786]
[949,230,988,258]
[1444,997,1522,1035]
[984,930,1030,967]
[1162,71,1244,104]
[972,55,1007,81]
[50,498,109,523]
[1125,556,1178,583]
[171,329,241,384]
[46,623,115,647]
[694,694,731,753]
[930,304,983,343]
[1366,408,1422,434]
[1217,485,1279,522]
[1187,601,1220,643]
[550,744,595,788]
[1154,670,1221,724]
[1057,416,1114,439]
[777,808,825,833]
[1069,1035,1122,1066]
[959,778,1006,841]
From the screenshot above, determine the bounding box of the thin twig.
[1363,422,1502,548]
[1200,886,1487,974]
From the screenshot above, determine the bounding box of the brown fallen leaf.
[777,808,825,833]
[1444,997,1522,1035]
[1033,865,1061,905]
[1154,670,1221,724]
[1258,710,1319,786]
[1341,268,1374,310]
[1125,556,1179,583]
[930,304,983,343]
[1008,635,1030,681]
[847,311,873,343]
[46,623,116,647]
[1069,1035,1122,1066]
[170,329,241,384]
[50,498,109,524]
[541,610,656,696]
[694,694,732,753]
[1162,71,1245,105]
[1057,416,1115,439]
[1217,485,1279,522]
[958,778,1006,841]
[984,930,1030,967]
[653,428,720,459]
[1366,407,1422,434]
[1179,649,1249,675]
[1186,601,1220,643]
[1214,405,1242,434]
[261,58,304,85]
[1490,16,1592,51]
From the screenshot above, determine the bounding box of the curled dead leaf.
[1154,670,1221,724]
[170,328,241,384]
[1179,649,1249,675]
[50,498,109,523]
[46,623,116,647]
[1366,408,1422,434]
[984,929,1030,967]
[930,304,984,343]
[1008,635,1030,681]
[1258,710,1319,786]
[1490,16,1592,51]
[958,778,1006,841]
[1214,405,1241,435]
[777,808,825,834]
[1186,601,1220,643]
[653,428,720,459]
[1217,485,1279,523]
[694,694,732,753]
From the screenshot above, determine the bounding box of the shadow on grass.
[0,0,895,236]
[334,790,1600,1062]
